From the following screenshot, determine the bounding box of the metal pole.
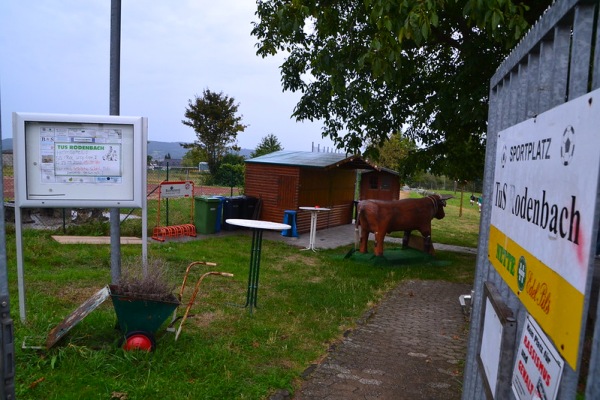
[109,0,122,284]
[166,163,169,226]
[0,81,16,399]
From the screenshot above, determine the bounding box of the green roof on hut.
[246,150,375,170]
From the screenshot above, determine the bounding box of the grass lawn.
[5,193,479,399]
[389,189,482,248]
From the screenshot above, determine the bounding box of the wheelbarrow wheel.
[123,331,156,352]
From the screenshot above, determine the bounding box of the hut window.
[381,177,391,190]
[369,176,378,189]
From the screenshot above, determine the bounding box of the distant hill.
[2,138,252,159]
[148,141,252,160]
[147,141,190,160]
[2,138,12,151]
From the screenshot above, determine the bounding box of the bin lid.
[195,196,221,203]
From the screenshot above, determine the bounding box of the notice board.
[13,113,147,208]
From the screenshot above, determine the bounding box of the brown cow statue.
[355,194,452,256]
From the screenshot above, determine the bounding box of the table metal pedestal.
[225,219,290,313]
[299,207,331,251]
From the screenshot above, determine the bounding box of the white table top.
[225,219,291,231]
[299,206,331,212]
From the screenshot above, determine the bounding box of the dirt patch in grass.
[306,276,323,283]
[187,310,223,328]
[63,286,106,304]
[282,253,321,267]
[32,283,107,306]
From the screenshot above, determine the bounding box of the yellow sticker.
[489,225,584,370]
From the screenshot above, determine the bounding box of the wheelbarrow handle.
[179,261,219,299]
[174,271,234,341]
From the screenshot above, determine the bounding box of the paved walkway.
[293,280,471,400]
[263,225,474,399]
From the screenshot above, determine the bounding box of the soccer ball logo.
[561,125,575,166]
[501,145,507,168]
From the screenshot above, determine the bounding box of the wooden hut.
[245,151,375,233]
[359,167,401,201]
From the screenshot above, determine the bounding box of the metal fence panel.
[587,8,600,396]
[569,5,595,98]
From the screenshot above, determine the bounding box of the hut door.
[277,176,297,209]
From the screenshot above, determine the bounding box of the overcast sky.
[0,0,337,152]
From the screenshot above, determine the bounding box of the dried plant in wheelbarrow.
[113,257,177,302]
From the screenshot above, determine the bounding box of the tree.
[182,89,246,174]
[365,131,423,185]
[250,133,283,158]
[252,0,552,181]
[214,153,246,189]
[181,146,207,168]
[215,163,245,191]
[366,132,415,172]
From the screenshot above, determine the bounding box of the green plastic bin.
[194,197,221,234]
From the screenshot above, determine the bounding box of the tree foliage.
[215,163,245,189]
[252,0,552,181]
[368,132,415,173]
[214,153,246,188]
[181,146,207,168]
[182,89,246,174]
[251,133,284,158]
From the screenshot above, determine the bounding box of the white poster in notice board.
[13,113,147,208]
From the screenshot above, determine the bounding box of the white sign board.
[512,315,564,400]
[488,89,600,368]
[159,181,194,199]
[13,113,147,208]
[480,298,503,396]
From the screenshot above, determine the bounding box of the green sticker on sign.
[517,256,526,292]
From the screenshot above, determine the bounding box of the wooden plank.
[52,236,143,244]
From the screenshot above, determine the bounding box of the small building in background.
[156,158,183,169]
[358,167,401,201]
[198,162,209,172]
[245,150,375,233]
